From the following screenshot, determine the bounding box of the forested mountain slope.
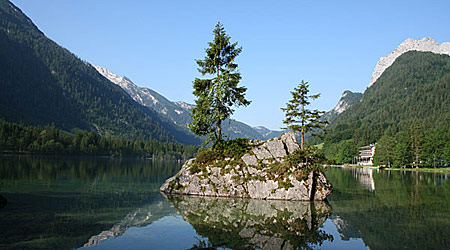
[326,51,450,145]
[323,51,450,165]
[0,0,198,144]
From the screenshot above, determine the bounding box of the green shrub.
[193,138,251,168]
[286,146,326,168]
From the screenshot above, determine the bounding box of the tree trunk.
[216,64,222,141]
[301,103,305,149]
[217,119,222,141]
[415,148,419,168]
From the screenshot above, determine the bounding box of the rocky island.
[160,132,332,201]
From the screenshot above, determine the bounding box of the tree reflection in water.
[165,195,333,250]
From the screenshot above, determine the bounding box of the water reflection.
[166,195,333,250]
[325,167,450,250]
[0,155,180,250]
[1,156,449,250]
[83,200,176,247]
[350,167,376,192]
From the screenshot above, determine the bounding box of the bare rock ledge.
[160,132,332,201]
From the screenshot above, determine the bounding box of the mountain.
[94,66,192,126]
[327,50,450,144]
[95,65,284,140]
[0,0,198,144]
[369,37,450,87]
[323,50,450,165]
[253,126,286,140]
[322,90,362,123]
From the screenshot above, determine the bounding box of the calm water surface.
[0,156,449,249]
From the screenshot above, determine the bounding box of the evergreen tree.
[189,22,250,142]
[408,120,424,167]
[281,80,327,149]
[393,134,412,167]
[373,134,396,167]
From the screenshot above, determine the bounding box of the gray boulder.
[160,132,332,201]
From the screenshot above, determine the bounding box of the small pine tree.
[281,80,327,149]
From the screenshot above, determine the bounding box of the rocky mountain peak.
[93,65,124,85]
[369,37,450,87]
[174,101,194,110]
[322,90,362,123]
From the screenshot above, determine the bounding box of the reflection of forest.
[0,156,181,250]
[326,168,450,249]
[166,195,333,250]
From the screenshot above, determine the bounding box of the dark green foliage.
[408,120,424,167]
[323,139,358,165]
[212,138,251,159]
[286,146,326,168]
[190,22,250,142]
[266,146,326,184]
[281,80,327,149]
[0,1,198,144]
[323,51,450,166]
[193,138,251,167]
[0,120,198,159]
[373,134,396,167]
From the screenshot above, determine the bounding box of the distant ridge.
[0,0,198,144]
[322,90,362,123]
[369,37,450,87]
[95,66,285,140]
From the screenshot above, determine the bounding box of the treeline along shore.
[0,120,198,159]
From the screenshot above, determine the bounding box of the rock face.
[369,37,450,87]
[166,195,332,250]
[321,90,363,123]
[94,65,193,126]
[160,132,332,201]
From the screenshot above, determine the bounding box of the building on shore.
[358,143,376,166]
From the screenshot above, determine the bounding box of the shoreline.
[326,164,450,173]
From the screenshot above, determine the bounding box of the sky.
[10,0,450,130]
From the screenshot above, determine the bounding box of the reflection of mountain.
[83,201,176,247]
[330,215,361,241]
[0,156,181,250]
[166,195,333,250]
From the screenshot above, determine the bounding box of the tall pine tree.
[189,22,250,142]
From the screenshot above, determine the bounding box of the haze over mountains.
[0,0,198,144]
[0,0,448,149]
[94,65,285,141]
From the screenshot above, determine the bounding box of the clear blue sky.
[11,0,450,130]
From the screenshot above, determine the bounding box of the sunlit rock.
[160,132,332,201]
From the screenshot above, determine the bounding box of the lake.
[0,156,449,249]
